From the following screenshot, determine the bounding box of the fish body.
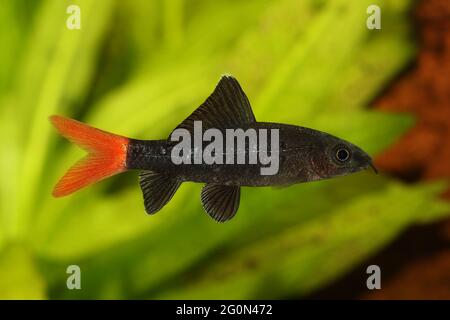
[126,122,372,187]
[51,76,376,222]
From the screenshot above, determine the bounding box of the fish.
[51,75,377,222]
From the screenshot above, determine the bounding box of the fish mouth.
[369,161,378,174]
[354,151,378,174]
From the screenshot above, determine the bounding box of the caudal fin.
[50,115,129,197]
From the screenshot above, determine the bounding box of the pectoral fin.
[201,184,240,222]
[139,171,181,214]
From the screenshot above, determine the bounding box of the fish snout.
[369,161,378,174]
[362,155,378,174]
[354,150,378,174]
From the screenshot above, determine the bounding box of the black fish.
[51,76,377,222]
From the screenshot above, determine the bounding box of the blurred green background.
[0,0,449,299]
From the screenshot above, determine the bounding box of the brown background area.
[309,0,450,299]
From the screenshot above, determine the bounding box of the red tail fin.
[50,115,129,197]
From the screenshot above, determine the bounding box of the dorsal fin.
[171,75,256,136]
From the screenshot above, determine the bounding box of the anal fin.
[139,171,181,214]
[201,184,240,222]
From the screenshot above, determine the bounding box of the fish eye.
[335,147,351,162]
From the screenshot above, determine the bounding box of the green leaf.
[0,246,46,299]
[155,183,450,299]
